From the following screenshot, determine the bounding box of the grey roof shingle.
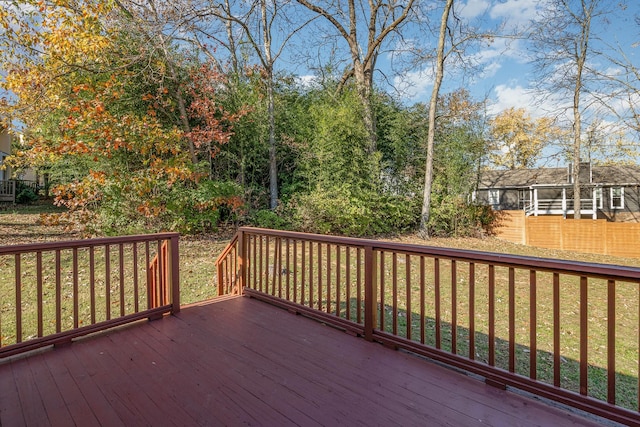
[479,164,640,188]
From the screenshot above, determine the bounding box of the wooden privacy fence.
[0,233,179,358]
[495,210,640,259]
[216,227,640,426]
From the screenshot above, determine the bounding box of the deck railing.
[0,233,179,358]
[217,227,640,425]
[0,180,15,203]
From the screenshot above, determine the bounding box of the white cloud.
[393,68,435,101]
[490,0,542,29]
[458,0,491,20]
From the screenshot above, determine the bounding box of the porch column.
[562,188,567,219]
[533,188,538,216]
[592,188,597,219]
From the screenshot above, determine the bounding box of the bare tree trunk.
[261,0,278,209]
[419,0,453,238]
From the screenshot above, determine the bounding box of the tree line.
[1,0,638,236]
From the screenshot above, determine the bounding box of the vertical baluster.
[286,239,291,301]
[301,241,306,306]
[488,264,495,366]
[56,249,62,331]
[406,254,411,341]
[252,235,257,290]
[451,260,457,354]
[145,242,151,310]
[469,262,475,360]
[420,256,425,345]
[133,243,139,313]
[553,272,560,387]
[309,242,313,309]
[435,258,441,349]
[119,244,125,316]
[326,244,331,314]
[15,254,22,343]
[73,247,79,328]
[607,279,615,405]
[259,237,264,293]
[157,241,165,306]
[580,276,588,396]
[90,246,96,323]
[345,247,351,321]
[379,251,385,331]
[508,267,515,372]
[392,252,398,336]
[357,248,362,324]
[317,242,322,311]
[36,251,43,337]
[277,238,282,298]
[336,245,341,317]
[530,270,537,379]
[293,240,298,303]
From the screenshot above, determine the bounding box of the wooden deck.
[0,296,609,426]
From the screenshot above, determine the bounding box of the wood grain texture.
[0,296,604,426]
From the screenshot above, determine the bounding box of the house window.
[594,188,603,209]
[611,187,624,209]
[488,189,500,206]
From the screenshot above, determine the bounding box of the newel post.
[364,245,378,341]
[238,229,246,295]
[170,234,180,314]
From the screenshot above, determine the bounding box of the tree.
[529,0,609,219]
[488,108,559,169]
[294,0,416,155]
[419,0,453,237]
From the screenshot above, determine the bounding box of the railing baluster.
[580,276,588,396]
[15,254,22,343]
[326,243,331,314]
[309,241,313,309]
[56,249,62,332]
[488,264,495,366]
[286,239,290,301]
[345,247,351,321]
[509,267,515,373]
[36,251,43,337]
[469,262,475,360]
[364,245,377,341]
[336,245,341,318]
[607,279,615,405]
[317,242,322,311]
[451,260,457,354]
[357,248,362,324]
[277,238,282,298]
[119,244,125,317]
[259,236,264,293]
[293,240,298,303]
[435,258,441,350]
[145,242,151,310]
[406,254,411,341]
[302,241,307,306]
[379,251,385,331]
[392,252,398,336]
[553,272,560,387]
[420,256,425,345]
[133,243,139,313]
[530,270,537,380]
[73,247,79,328]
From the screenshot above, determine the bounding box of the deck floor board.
[0,296,606,426]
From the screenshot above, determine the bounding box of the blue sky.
[387,0,640,120]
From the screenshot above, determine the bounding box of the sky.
[389,0,640,119]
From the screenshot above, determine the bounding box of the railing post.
[238,229,245,295]
[170,235,180,314]
[364,245,378,341]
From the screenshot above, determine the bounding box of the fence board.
[495,211,640,259]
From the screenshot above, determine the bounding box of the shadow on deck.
[0,296,606,426]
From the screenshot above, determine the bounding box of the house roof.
[479,164,640,188]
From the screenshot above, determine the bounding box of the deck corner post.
[364,245,378,341]
[170,234,180,314]
[238,229,246,296]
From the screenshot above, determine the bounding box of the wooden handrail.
[233,226,640,426]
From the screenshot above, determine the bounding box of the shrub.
[15,181,39,204]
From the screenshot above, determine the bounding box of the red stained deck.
[0,296,606,426]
